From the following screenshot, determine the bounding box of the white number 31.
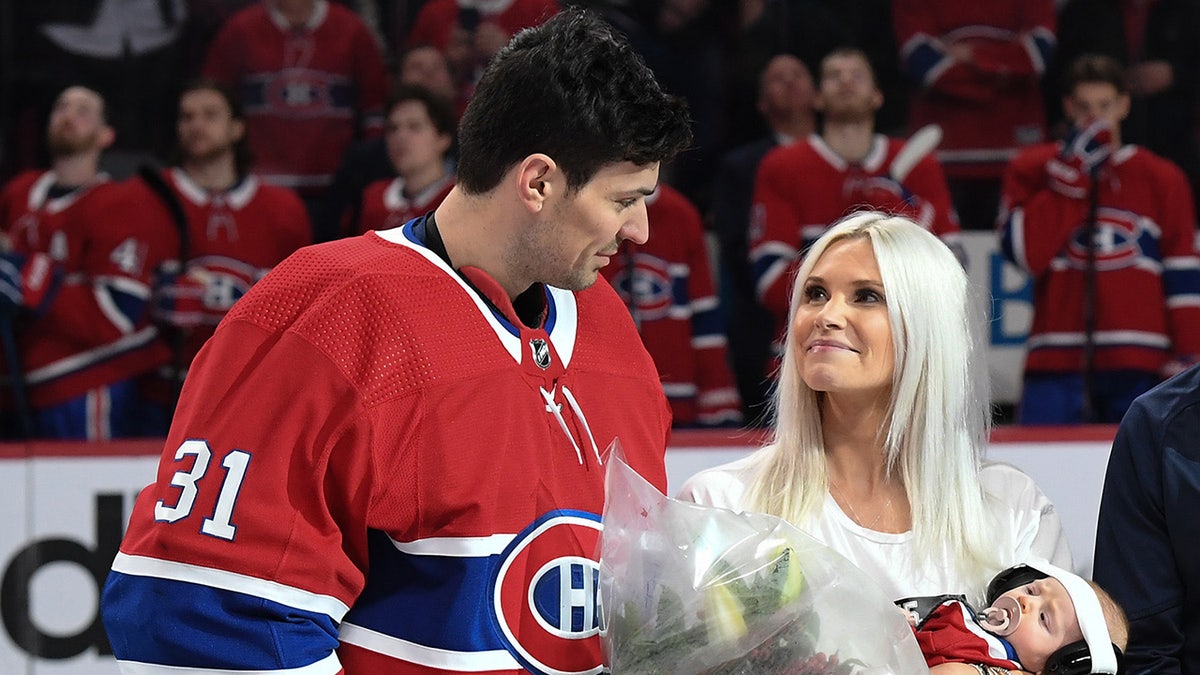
[153,439,251,541]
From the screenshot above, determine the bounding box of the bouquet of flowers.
[599,454,928,674]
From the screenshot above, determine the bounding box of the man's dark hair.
[1063,54,1128,96]
[177,79,252,177]
[819,47,878,88]
[455,7,692,194]
[386,84,457,139]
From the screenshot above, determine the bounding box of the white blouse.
[677,452,1073,603]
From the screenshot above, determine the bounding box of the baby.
[905,562,1128,675]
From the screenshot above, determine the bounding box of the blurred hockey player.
[134,80,311,407]
[354,85,456,234]
[0,85,175,439]
[602,183,742,427]
[749,48,961,358]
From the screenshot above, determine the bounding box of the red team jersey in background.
[202,1,389,193]
[895,0,1056,180]
[406,0,561,52]
[1000,144,1200,374]
[0,170,174,407]
[131,168,312,364]
[749,134,962,327]
[601,184,742,427]
[356,173,455,235]
[103,218,671,674]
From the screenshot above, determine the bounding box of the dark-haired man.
[102,9,692,673]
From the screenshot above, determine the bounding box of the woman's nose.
[816,297,845,329]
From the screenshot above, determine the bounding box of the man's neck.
[182,154,239,192]
[821,117,876,163]
[770,111,816,143]
[50,153,100,187]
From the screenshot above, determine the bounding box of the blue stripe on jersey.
[692,301,724,338]
[1164,265,1200,299]
[341,530,506,653]
[903,39,947,83]
[101,570,339,669]
[104,283,149,327]
[751,252,787,287]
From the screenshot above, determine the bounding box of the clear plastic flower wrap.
[599,453,929,674]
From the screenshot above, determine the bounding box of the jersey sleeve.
[1094,392,1196,673]
[679,200,742,427]
[905,153,962,240]
[895,0,1056,102]
[997,147,1089,277]
[1155,162,1200,358]
[37,185,178,346]
[748,147,801,322]
[101,319,378,673]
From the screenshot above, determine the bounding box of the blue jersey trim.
[101,570,339,669]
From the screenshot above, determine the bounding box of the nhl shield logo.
[530,338,552,370]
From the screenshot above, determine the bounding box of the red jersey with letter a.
[0,170,175,406]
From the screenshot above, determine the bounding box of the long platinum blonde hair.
[744,212,999,587]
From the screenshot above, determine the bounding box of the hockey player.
[101,8,692,674]
[601,183,742,428]
[0,85,175,439]
[999,54,1200,424]
[201,0,389,223]
[135,80,311,400]
[354,85,456,235]
[749,47,961,359]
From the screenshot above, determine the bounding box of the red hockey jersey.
[356,173,455,235]
[895,0,1056,179]
[0,170,175,407]
[133,168,311,365]
[915,598,1024,670]
[202,1,389,192]
[999,144,1200,373]
[600,184,742,427]
[749,133,961,327]
[407,0,560,52]
[102,217,671,674]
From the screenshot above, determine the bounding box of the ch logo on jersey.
[529,338,552,370]
[491,510,604,675]
[261,71,336,114]
[610,254,673,321]
[1066,208,1150,271]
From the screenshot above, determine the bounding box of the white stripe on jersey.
[115,652,342,675]
[111,552,351,622]
[387,533,515,557]
[339,622,522,672]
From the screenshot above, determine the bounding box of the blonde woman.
[679,212,1070,603]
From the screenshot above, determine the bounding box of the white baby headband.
[1027,561,1119,674]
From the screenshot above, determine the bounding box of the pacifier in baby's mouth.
[978,595,1021,636]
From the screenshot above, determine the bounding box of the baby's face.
[1001,577,1085,672]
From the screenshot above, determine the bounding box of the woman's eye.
[856,289,883,303]
[803,285,827,302]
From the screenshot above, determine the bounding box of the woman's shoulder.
[978,461,1057,516]
[675,450,769,512]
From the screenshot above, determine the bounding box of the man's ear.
[517,153,556,213]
